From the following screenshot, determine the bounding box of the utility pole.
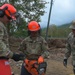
[45,0,53,40]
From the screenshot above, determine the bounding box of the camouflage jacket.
[64,32,75,65]
[0,21,13,58]
[18,36,49,60]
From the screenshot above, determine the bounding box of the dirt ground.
[9,37,74,75]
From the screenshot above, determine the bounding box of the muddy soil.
[9,37,74,75]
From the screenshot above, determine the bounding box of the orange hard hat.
[28,21,40,31]
[0,3,16,20]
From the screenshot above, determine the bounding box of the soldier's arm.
[64,43,71,59]
[0,26,13,58]
[64,36,71,59]
[41,38,49,58]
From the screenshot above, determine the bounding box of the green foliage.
[42,23,71,38]
[12,0,47,22]
[0,0,47,37]
[10,18,28,37]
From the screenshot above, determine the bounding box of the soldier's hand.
[12,53,25,61]
[63,59,67,67]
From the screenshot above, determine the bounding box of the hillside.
[42,22,71,38]
[42,22,71,29]
[58,22,71,28]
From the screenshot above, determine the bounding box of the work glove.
[63,58,67,67]
[24,58,29,65]
[38,56,44,64]
[12,53,25,61]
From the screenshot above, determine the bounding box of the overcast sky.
[40,0,75,27]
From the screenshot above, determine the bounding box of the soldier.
[18,21,49,75]
[63,20,75,74]
[0,3,24,75]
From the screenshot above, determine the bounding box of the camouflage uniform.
[0,21,13,58]
[18,36,49,60]
[64,20,75,65]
